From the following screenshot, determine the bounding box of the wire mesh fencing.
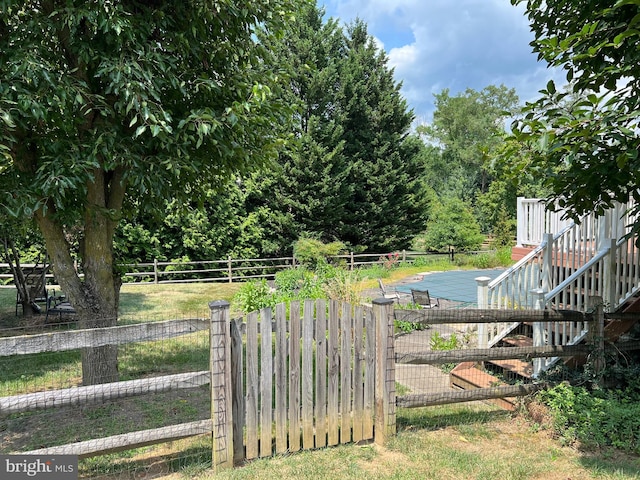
[0,311,212,479]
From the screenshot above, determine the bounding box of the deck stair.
[450,198,640,405]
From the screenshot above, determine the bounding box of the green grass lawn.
[164,405,640,480]
[2,267,640,480]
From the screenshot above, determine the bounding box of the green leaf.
[546,80,556,94]
[134,125,147,137]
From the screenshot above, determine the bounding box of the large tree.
[254,7,429,252]
[509,0,640,236]
[418,85,520,202]
[0,0,301,384]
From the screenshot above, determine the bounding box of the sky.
[320,0,566,125]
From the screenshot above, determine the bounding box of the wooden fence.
[4,298,625,474]
[0,298,397,473]
[0,250,461,286]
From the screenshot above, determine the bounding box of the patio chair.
[378,279,401,303]
[15,264,49,315]
[410,288,440,309]
[45,294,76,322]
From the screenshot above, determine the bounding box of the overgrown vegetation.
[531,363,640,454]
[430,331,462,373]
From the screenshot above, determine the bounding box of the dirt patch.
[359,444,408,477]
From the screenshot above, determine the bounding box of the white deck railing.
[479,198,640,375]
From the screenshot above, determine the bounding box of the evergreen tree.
[256,8,429,252]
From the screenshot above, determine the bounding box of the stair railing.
[482,216,598,348]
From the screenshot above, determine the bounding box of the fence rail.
[0,250,469,286]
[2,298,608,475]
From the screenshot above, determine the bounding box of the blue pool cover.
[395,268,507,304]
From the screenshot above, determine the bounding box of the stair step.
[488,359,532,378]
[449,362,515,411]
[501,335,533,347]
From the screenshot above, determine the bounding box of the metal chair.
[410,288,440,309]
[378,279,402,303]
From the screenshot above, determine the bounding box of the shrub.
[538,380,640,453]
[394,304,426,334]
[323,269,363,304]
[430,331,461,373]
[358,264,389,279]
[233,279,276,313]
[423,198,484,252]
[293,237,346,269]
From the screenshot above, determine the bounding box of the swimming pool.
[395,268,506,304]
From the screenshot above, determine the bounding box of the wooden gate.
[208,298,396,469]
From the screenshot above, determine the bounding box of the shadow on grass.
[118,291,157,318]
[578,449,640,477]
[396,405,511,432]
[81,436,211,479]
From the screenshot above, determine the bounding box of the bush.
[394,304,426,334]
[293,237,346,269]
[430,331,461,373]
[233,279,276,313]
[323,269,363,304]
[423,198,484,252]
[538,380,640,453]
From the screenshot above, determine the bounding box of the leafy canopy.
[508,0,640,235]
[0,0,300,223]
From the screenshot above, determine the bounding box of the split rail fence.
[2,298,628,475]
[0,249,467,286]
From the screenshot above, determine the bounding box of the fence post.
[153,258,158,284]
[476,276,491,348]
[209,300,234,470]
[531,289,546,377]
[350,251,354,270]
[227,256,232,283]
[588,296,605,386]
[373,297,396,445]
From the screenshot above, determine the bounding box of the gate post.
[373,297,396,445]
[209,300,234,470]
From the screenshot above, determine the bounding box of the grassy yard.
[155,405,640,480]
[2,267,640,479]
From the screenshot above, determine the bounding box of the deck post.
[588,296,605,385]
[476,276,491,348]
[604,238,617,311]
[209,300,234,470]
[531,289,546,377]
[373,297,395,445]
[541,233,553,293]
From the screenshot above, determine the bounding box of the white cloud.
[321,0,564,121]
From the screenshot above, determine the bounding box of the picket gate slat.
[230,320,244,463]
[352,305,364,443]
[340,302,352,445]
[275,303,288,454]
[327,300,340,446]
[244,312,259,459]
[363,307,375,440]
[302,300,315,449]
[288,301,301,453]
[314,299,327,448]
[259,308,273,458]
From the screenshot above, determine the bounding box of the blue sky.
[319,0,566,124]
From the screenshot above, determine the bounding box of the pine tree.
[255,8,429,252]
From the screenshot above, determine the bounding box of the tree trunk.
[34,168,125,385]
